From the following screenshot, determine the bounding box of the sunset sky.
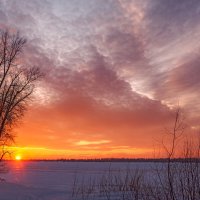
[0,0,200,159]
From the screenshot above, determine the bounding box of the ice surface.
[0,161,156,200]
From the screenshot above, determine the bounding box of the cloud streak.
[0,0,200,158]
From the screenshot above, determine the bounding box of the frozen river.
[1,161,154,190]
[1,161,197,200]
[0,161,163,200]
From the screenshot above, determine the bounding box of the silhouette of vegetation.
[71,108,200,200]
[0,30,42,162]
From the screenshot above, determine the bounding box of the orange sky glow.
[1,0,200,160]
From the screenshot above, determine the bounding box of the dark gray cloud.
[146,0,200,45]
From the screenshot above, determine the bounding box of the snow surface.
[0,182,68,200]
[0,161,155,200]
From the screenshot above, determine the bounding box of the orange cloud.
[1,0,200,160]
[75,140,111,146]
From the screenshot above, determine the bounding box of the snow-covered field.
[0,161,154,200]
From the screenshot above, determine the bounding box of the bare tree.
[164,108,186,200]
[0,30,42,161]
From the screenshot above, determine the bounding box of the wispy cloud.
[0,0,200,158]
[75,140,111,146]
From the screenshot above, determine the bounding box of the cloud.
[1,0,200,157]
[146,0,200,45]
[75,140,111,146]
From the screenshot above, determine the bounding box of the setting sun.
[15,155,21,161]
[1,0,200,199]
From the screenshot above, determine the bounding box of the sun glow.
[15,155,21,161]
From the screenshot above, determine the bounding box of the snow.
[0,161,155,200]
[0,182,68,200]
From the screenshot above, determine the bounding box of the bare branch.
[0,29,41,161]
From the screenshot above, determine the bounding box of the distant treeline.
[14,158,200,162]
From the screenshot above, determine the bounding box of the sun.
[15,155,21,161]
